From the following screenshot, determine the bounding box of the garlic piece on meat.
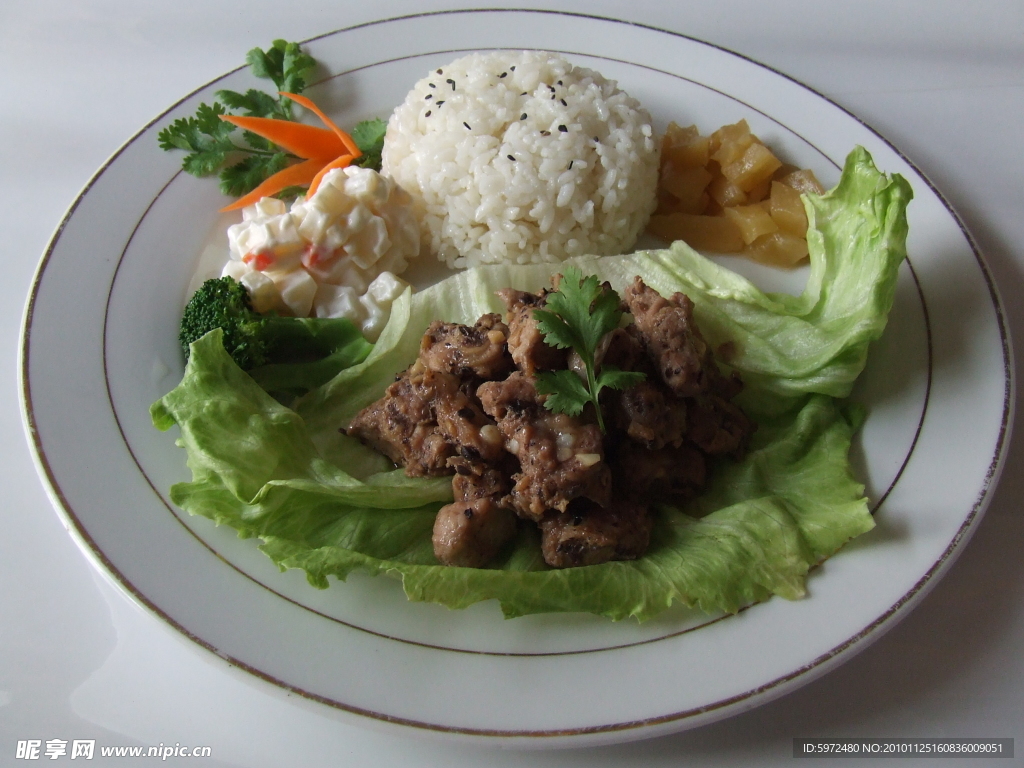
[480,424,502,445]
[555,429,577,462]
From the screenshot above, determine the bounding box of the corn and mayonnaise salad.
[220,165,421,340]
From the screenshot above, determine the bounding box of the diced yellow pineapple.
[660,164,713,214]
[778,168,825,195]
[708,172,747,208]
[663,122,700,149]
[662,123,710,168]
[650,118,821,264]
[743,231,809,267]
[745,177,772,204]
[710,120,755,166]
[665,136,711,169]
[648,212,744,252]
[655,188,682,216]
[723,204,779,245]
[721,142,783,193]
[768,181,808,237]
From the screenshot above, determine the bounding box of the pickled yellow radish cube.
[722,142,783,193]
[723,204,779,245]
[708,173,747,208]
[743,231,809,267]
[666,141,711,172]
[647,118,825,269]
[768,181,809,236]
[774,162,800,179]
[745,176,772,204]
[710,120,755,165]
[660,164,713,213]
[658,189,710,217]
[655,188,682,215]
[648,212,744,252]
[662,122,700,149]
[779,168,825,195]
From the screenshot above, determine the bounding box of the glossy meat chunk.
[623,276,713,398]
[346,365,454,476]
[477,371,610,520]
[418,313,514,380]
[496,288,567,376]
[539,498,654,568]
[347,362,503,476]
[433,496,518,568]
[613,378,688,449]
[613,442,707,499]
[687,395,755,459]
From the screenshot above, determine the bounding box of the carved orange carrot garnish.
[218,92,362,211]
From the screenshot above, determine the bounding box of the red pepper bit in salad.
[301,243,334,269]
[219,92,362,212]
[242,251,275,271]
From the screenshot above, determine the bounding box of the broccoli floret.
[179,276,373,397]
[179,276,270,369]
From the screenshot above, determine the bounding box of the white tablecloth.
[4,2,1022,765]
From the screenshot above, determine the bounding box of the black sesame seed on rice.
[464,121,472,130]
[540,130,550,136]
[429,82,436,88]
[520,113,527,120]
[568,161,574,169]
[436,68,443,75]
[499,72,507,78]
[447,78,456,90]
[425,110,432,117]
[560,99,567,106]
[558,124,568,132]
[436,101,445,106]
[507,154,516,161]
[425,94,432,100]
[510,66,515,71]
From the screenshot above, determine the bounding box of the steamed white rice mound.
[382,51,659,268]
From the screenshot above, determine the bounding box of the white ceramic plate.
[20,10,1012,747]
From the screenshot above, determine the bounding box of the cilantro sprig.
[349,118,388,170]
[218,39,316,121]
[157,40,387,199]
[157,41,314,197]
[533,267,646,432]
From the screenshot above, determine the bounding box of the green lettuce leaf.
[152,146,911,620]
